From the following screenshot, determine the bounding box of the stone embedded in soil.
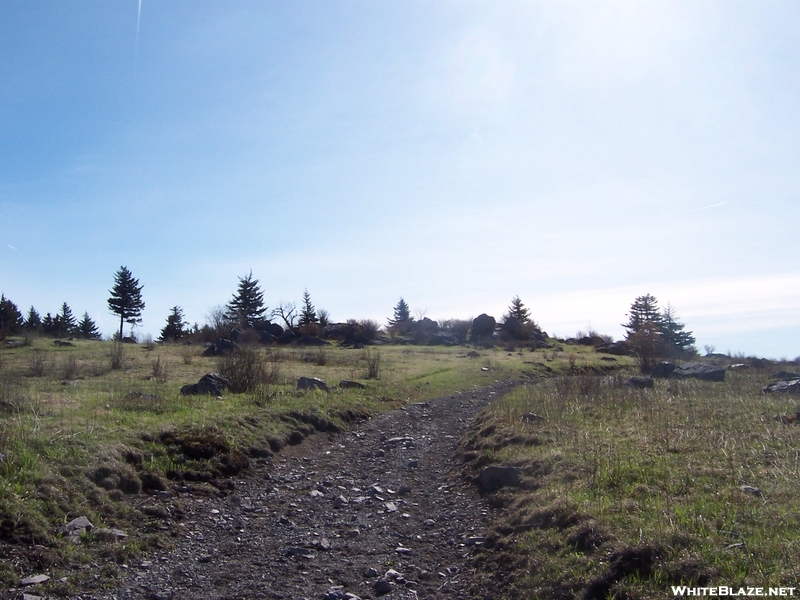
[738,485,762,496]
[63,516,93,533]
[373,578,393,594]
[478,465,522,492]
[20,574,50,586]
[386,436,414,445]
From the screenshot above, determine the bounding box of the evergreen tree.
[108,266,145,340]
[59,302,77,336]
[388,298,412,326]
[622,294,663,339]
[159,306,188,342]
[25,306,42,332]
[77,312,102,340]
[298,290,318,327]
[505,295,531,324]
[226,271,267,328]
[661,303,696,354]
[0,294,23,338]
[42,312,57,335]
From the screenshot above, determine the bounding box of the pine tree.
[77,312,102,340]
[226,270,267,328]
[25,306,42,332]
[59,302,77,336]
[661,303,696,354]
[298,290,318,327]
[42,313,56,335]
[388,298,412,326]
[0,294,23,338]
[159,306,188,342]
[622,294,663,339]
[108,266,145,340]
[505,295,531,324]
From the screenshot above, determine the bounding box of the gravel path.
[84,381,515,600]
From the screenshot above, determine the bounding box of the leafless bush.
[151,356,168,383]
[439,319,472,344]
[28,352,50,377]
[142,334,156,351]
[110,341,126,370]
[62,354,80,380]
[346,319,380,345]
[363,349,381,380]
[302,348,328,366]
[217,346,279,393]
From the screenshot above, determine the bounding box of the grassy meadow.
[0,335,607,590]
[462,367,800,598]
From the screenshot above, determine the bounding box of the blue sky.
[1,1,798,358]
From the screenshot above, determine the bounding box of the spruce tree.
[298,290,318,327]
[505,295,531,324]
[388,298,412,326]
[622,294,663,339]
[0,294,23,338]
[59,302,77,336]
[77,312,102,340]
[108,266,145,340]
[25,306,42,332]
[226,270,267,328]
[661,303,696,354]
[159,306,188,342]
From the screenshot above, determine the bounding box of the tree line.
[0,267,697,359]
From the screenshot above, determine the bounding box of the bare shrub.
[217,346,278,393]
[62,354,80,380]
[363,349,381,380]
[110,341,126,370]
[142,334,156,351]
[151,356,168,383]
[302,348,328,366]
[28,352,50,377]
[439,319,472,344]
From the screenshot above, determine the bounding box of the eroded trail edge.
[91,380,517,600]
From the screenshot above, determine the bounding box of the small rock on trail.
[86,381,517,600]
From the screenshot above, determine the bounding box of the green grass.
[464,368,800,598]
[0,335,619,591]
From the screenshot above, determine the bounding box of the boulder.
[626,376,654,389]
[595,341,633,356]
[297,377,330,392]
[258,322,284,338]
[258,331,278,344]
[278,330,297,344]
[339,380,366,390]
[673,362,726,382]
[771,371,799,381]
[477,465,521,492]
[181,372,230,396]
[470,314,496,339]
[428,331,460,346]
[202,338,239,357]
[298,335,326,346]
[762,378,800,394]
[651,361,676,378]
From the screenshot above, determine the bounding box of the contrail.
[686,202,727,214]
[135,0,142,62]
[8,244,17,252]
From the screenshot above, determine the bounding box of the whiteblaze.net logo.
[672,587,797,597]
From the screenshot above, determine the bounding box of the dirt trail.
[84,381,515,600]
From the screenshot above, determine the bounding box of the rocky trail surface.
[78,381,515,600]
